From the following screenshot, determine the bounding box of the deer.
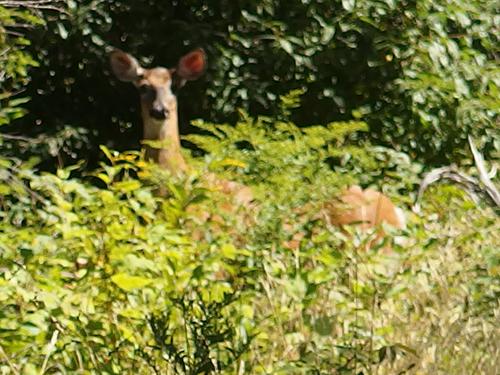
[109,48,204,173]
[109,48,253,239]
[109,48,405,250]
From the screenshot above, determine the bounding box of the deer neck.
[141,104,187,173]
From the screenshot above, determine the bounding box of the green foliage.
[0,5,42,126]
[385,0,499,162]
[0,152,254,374]
[1,117,498,374]
[0,2,498,373]
[2,0,495,166]
[187,91,420,206]
[0,2,91,167]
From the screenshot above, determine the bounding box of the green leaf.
[111,273,153,291]
[341,0,355,11]
[57,22,68,39]
[113,180,142,193]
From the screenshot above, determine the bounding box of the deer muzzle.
[149,103,169,120]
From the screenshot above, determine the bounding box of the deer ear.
[175,49,207,81]
[110,50,144,82]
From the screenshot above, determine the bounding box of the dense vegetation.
[3,0,499,166]
[1,1,498,374]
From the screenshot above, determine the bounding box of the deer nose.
[149,105,168,120]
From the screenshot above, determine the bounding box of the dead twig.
[40,329,60,374]
[0,133,33,142]
[0,344,20,375]
[0,0,66,14]
[416,166,482,205]
[0,0,61,6]
[468,136,500,207]
[415,137,499,213]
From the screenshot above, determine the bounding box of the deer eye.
[138,84,156,101]
[139,84,152,95]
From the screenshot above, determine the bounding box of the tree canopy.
[2,0,498,167]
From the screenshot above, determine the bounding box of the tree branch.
[0,0,66,13]
[415,137,499,214]
[468,136,500,207]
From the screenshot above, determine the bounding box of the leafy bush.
[1,0,495,166]
[1,117,498,374]
[1,2,498,374]
[0,4,42,126]
[0,150,254,374]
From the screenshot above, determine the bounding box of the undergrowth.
[0,112,498,374]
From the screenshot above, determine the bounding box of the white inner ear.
[127,65,144,81]
[123,57,143,81]
[111,51,144,82]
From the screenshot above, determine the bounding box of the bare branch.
[0,0,66,13]
[415,137,499,214]
[468,136,500,207]
[40,329,60,374]
[416,166,482,205]
[0,0,62,5]
[0,133,33,142]
[0,48,11,58]
[0,344,19,375]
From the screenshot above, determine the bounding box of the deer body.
[110,49,404,249]
[328,185,405,230]
[326,185,405,250]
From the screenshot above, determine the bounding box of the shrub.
[1,116,498,374]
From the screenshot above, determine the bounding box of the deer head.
[110,48,206,173]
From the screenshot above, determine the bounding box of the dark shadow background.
[4,0,496,170]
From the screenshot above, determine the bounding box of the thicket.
[0,1,499,374]
[1,114,499,373]
[1,0,498,167]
